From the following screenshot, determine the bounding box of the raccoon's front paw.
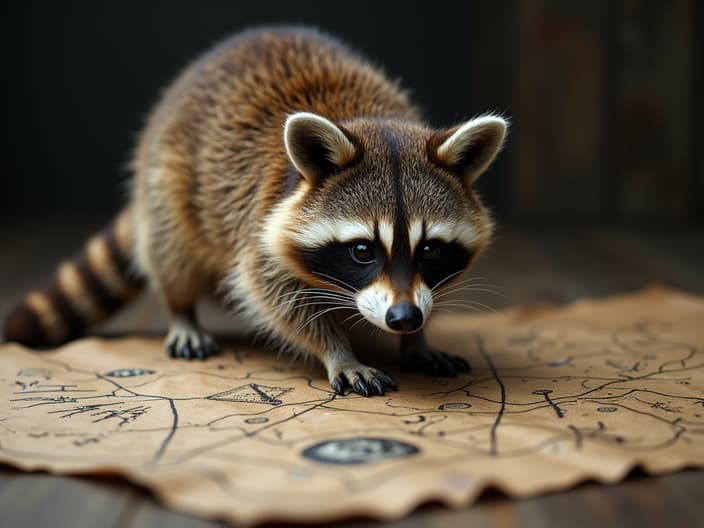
[329,364,397,397]
[402,348,471,377]
[165,320,219,360]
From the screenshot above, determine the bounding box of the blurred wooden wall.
[472,0,702,224]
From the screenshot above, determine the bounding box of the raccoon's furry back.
[132,27,422,279]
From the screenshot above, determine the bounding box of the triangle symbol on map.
[207,383,293,405]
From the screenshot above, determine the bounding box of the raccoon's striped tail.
[3,209,145,347]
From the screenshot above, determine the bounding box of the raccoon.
[4,27,506,396]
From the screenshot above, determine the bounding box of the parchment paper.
[1,286,703,525]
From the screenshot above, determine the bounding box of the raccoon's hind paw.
[402,348,471,377]
[165,317,219,360]
[329,364,397,397]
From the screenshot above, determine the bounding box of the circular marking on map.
[104,368,155,378]
[244,417,269,424]
[438,402,472,410]
[548,358,570,366]
[302,437,419,465]
[597,406,618,413]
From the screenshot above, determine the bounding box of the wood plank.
[123,493,225,528]
[511,1,607,220]
[613,0,696,222]
[691,1,704,221]
[591,229,704,293]
[0,469,134,528]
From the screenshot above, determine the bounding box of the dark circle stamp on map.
[301,437,420,465]
[244,417,269,424]
[104,368,155,377]
[438,402,472,410]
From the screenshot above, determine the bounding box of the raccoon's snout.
[385,302,423,333]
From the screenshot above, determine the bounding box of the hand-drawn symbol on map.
[73,437,99,447]
[438,402,472,410]
[104,368,155,377]
[532,389,564,418]
[244,417,269,424]
[50,403,150,426]
[207,383,293,405]
[548,358,571,367]
[649,401,682,413]
[597,406,618,413]
[14,380,38,390]
[17,368,52,380]
[301,437,419,465]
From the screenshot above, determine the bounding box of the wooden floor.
[1,218,703,527]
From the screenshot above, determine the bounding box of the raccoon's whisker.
[299,306,350,328]
[433,307,472,314]
[344,312,370,331]
[433,306,483,315]
[277,292,354,308]
[460,298,499,313]
[438,278,499,288]
[296,306,354,334]
[341,311,363,325]
[431,270,466,292]
[311,272,359,293]
[433,277,501,292]
[275,288,353,300]
[435,297,494,307]
[279,294,355,307]
[434,300,497,314]
[434,301,486,310]
[434,287,504,298]
[348,315,368,331]
[434,275,494,287]
[293,299,356,308]
[371,324,385,337]
[432,286,506,300]
[290,301,356,310]
[432,278,505,297]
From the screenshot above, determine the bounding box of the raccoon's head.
[263,111,506,334]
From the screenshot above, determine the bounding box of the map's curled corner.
[1,285,703,525]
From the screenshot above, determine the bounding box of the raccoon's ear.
[431,115,507,186]
[284,112,359,184]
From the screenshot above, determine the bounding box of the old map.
[1,286,703,525]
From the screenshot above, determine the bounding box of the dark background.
[3,0,702,224]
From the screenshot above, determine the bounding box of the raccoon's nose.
[386,302,423,333]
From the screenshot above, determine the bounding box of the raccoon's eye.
[419,242,441,264]
[350,241,375,264]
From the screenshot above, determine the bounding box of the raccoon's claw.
[370,377,384,396]
[165,321,219,361]
[331,377,345,395]
[353,379,370,397]
[330,366,397,397]
[374,373,397,392]
[403,349,471,377]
